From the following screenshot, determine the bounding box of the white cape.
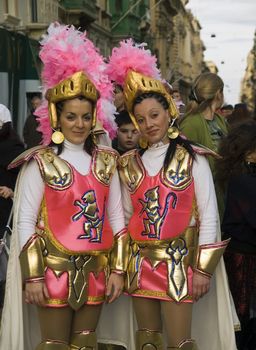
[0,165,239,350]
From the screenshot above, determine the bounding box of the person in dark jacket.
[23,94,42,148]
[216,120,256,350]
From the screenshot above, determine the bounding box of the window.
[115,0,122,13]
[31,0,37,22]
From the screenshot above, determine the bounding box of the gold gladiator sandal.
[70,331,97,350]
[36,340,70,349]
[167,339,198,350]
[136,329,164,350]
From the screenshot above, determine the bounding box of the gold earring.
[51,129,64,144]
[138,136,148,149]
[167,118,179,140]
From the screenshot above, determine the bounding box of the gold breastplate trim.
[161,146,193,190]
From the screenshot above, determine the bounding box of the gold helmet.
[124,70,179,130]
[45,71,98,130]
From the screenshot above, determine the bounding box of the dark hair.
[216,120,256,188]
[115,110,133,127]
[53,96,96,155]
[0,122,23,145]
[133,92,195,169]
[227,103,252,128]
[220,104,233,111]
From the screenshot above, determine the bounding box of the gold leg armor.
[70,331,97,350]
[167,339,198,350]
[36,340,70,349]
[136,329,164,350]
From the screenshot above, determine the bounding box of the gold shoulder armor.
[35,148,73,190]
[161,146,193,190]
[118,150,145,193]
[8,145,47,170]
[92,147,118,186]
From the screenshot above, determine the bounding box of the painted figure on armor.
[0,23,129,350]
[106,39,238,350]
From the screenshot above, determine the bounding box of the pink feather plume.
[37,22,116,144]
[106,38,161,86]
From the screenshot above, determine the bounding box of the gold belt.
[45,246,108,311]
[128,227,198,302]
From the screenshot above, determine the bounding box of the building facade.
[240,31,256,118]
[0,0,206,133]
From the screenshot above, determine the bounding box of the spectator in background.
[227,103,252,129]
[172,88,186,118]
[114,84,125,113]
[220,104,234,119]
[112,110,140,155]
[179,72,227,219]
[23,94,42,148]
[216,120,256,350]
[0,104,24,312]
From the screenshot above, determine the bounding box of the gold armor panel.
[136,330,164,350]
[161,146,193,190]
[92,147,118,186]
[110,229,130,273]
[20,234,47,282]
[118,150,145,193]
[21,230,109,311]
[126,227,198,303]
[35,148,73,190]
[70,331,97,349]
[195,239,230,278]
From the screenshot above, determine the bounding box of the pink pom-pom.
[35,100,52,145]
[106,39,161,86]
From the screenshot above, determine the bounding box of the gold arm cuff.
[19,234,46,282]
[195,239,230,277]
[110,229,130,273]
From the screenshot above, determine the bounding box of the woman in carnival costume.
[0,23,128,350]
[104,39,239,350]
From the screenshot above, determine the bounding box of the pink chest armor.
[44,168,113,253]
[128,173,195,242]
[119,147,195,243]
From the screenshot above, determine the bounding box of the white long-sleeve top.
[122,143,218,245]
[18,140,125,250]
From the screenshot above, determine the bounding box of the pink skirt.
[129,258,194,303]
[44,267,106,307]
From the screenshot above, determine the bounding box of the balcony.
[59,0,98,22]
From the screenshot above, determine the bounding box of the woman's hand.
[106,272,124,303]
[0,186,14,199]
[193,271,211,302]
[25,281,49,307]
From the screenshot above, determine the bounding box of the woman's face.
[58,98,93,145]
[134,97,169,145]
